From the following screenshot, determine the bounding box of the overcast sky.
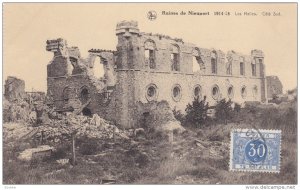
[3,3,297,92]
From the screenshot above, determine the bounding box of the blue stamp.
[230,129,281,173]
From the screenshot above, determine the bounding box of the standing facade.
[46,20,267,128]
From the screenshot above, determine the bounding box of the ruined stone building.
[4,76,26,102]
[266,76,283,99]
[4,76,46,103]
[46,20,267,128]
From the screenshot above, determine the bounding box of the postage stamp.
[230,128,281,173]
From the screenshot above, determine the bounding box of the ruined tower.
[114,21,141,127]
[251,50,267,103]
[4,76,26,102]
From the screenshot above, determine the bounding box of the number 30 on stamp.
[230,129,281,173]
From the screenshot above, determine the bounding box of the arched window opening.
[70,57,85,75]
[93,56,105,79]
[211,51,217,74]
[240,57,245,76]
[241,86,247,99]
[144,40,156,69]
[228,86,234,99]
[171,45,180,71]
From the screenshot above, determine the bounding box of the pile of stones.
[3,123,34,142]
[34,113,131,144]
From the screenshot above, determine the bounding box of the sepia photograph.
[2,2,298,187]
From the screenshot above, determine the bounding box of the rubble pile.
[3,123,34,142]
[3,99,33,123]
[136,100,186,134]
[4,107,131,146]
[18,145,54,161]
[34,113,131,144]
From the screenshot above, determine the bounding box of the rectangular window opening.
[240,62,245,76]
[192,56,201,72]
[211,58,217,74]
[149,50,155,69]
[227,63,232,75]
[145,49,156,69]
[171,53,179,71]
[252,63,256,76]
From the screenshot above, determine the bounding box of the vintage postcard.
[2,2,297,188]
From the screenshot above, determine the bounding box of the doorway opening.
[82,107,92,117]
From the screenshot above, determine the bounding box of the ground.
[2,100,297,184]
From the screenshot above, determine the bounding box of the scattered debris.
[158,120,186,134]
[18,145,54,161]
[134,128,145,136]
[56,159,69,165]
[3,123,34,142]
[44,169,66,177]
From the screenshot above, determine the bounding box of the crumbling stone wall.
[46,38,117,122]
[4,76,26,102]
[266,76,283,99]
[135,100,175,130]
[46,20,270,129]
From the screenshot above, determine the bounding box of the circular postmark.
[147,11,157,21]
[245,139,268,163]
